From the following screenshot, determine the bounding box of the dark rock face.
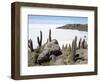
[37,39,62,65]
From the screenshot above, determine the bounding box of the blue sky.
[28,15,88,24]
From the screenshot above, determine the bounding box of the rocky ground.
[28,39,88,66]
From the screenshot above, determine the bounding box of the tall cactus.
[28,39,34,52]
[65,44,67,49]
[37,31,42,48]
[71,36,77,62]
[82,39,87,49]
[62,45,64,49]
[78,38,82,49]
[75,36,77,47]
[68,44,71,52]
[48,29,51,42]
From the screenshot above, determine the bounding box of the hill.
[56,24,87,31]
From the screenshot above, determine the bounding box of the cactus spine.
[37,31,42,48]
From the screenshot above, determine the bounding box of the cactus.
[82,39,85,48]
[65,44,67,49]
[68,44,71,52]
[48,29,51,42]
[82,39,87,49]
[37,31,42,48]
[28,39,34,52]
[75,36,77,47]
[62,45,64,49]
[78,38,82,49]
[71,36,77,62]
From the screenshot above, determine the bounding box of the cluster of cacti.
[62,44,68,49]
[37,31,42,48]
[28,29,52,51]
[28,39,34,52]
[71,36,77,62]
[78,38,87,49]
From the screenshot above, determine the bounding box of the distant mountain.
[56,24,87,31]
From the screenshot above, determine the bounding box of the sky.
[28,15,88,24]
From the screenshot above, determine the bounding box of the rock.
[37,39,62,65]
[49,53,69,65]
[28,50,38,66]
[49,55,56,65]
[49,55,56,61]
[53,55,65,65]
[36,50,50,65]
[75,49,88,64]
[53,58,64,65]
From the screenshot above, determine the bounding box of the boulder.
[75,49,88,64]
[37,39,62,65]
[28,50,38,66]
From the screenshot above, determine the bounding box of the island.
[56,24,88,31]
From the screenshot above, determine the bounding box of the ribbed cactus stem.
[75,36,77,47]
[68,44,71,52]
[37,31,42,48]
[28,39,34,52]
[37,36,40,47]
[78,38,82,49]
[49,29,51,42]
[62,45,64,49]
[65,44,67,49]
[82,39,85,49]
[71,36,77,62]
[40,31,42,45]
